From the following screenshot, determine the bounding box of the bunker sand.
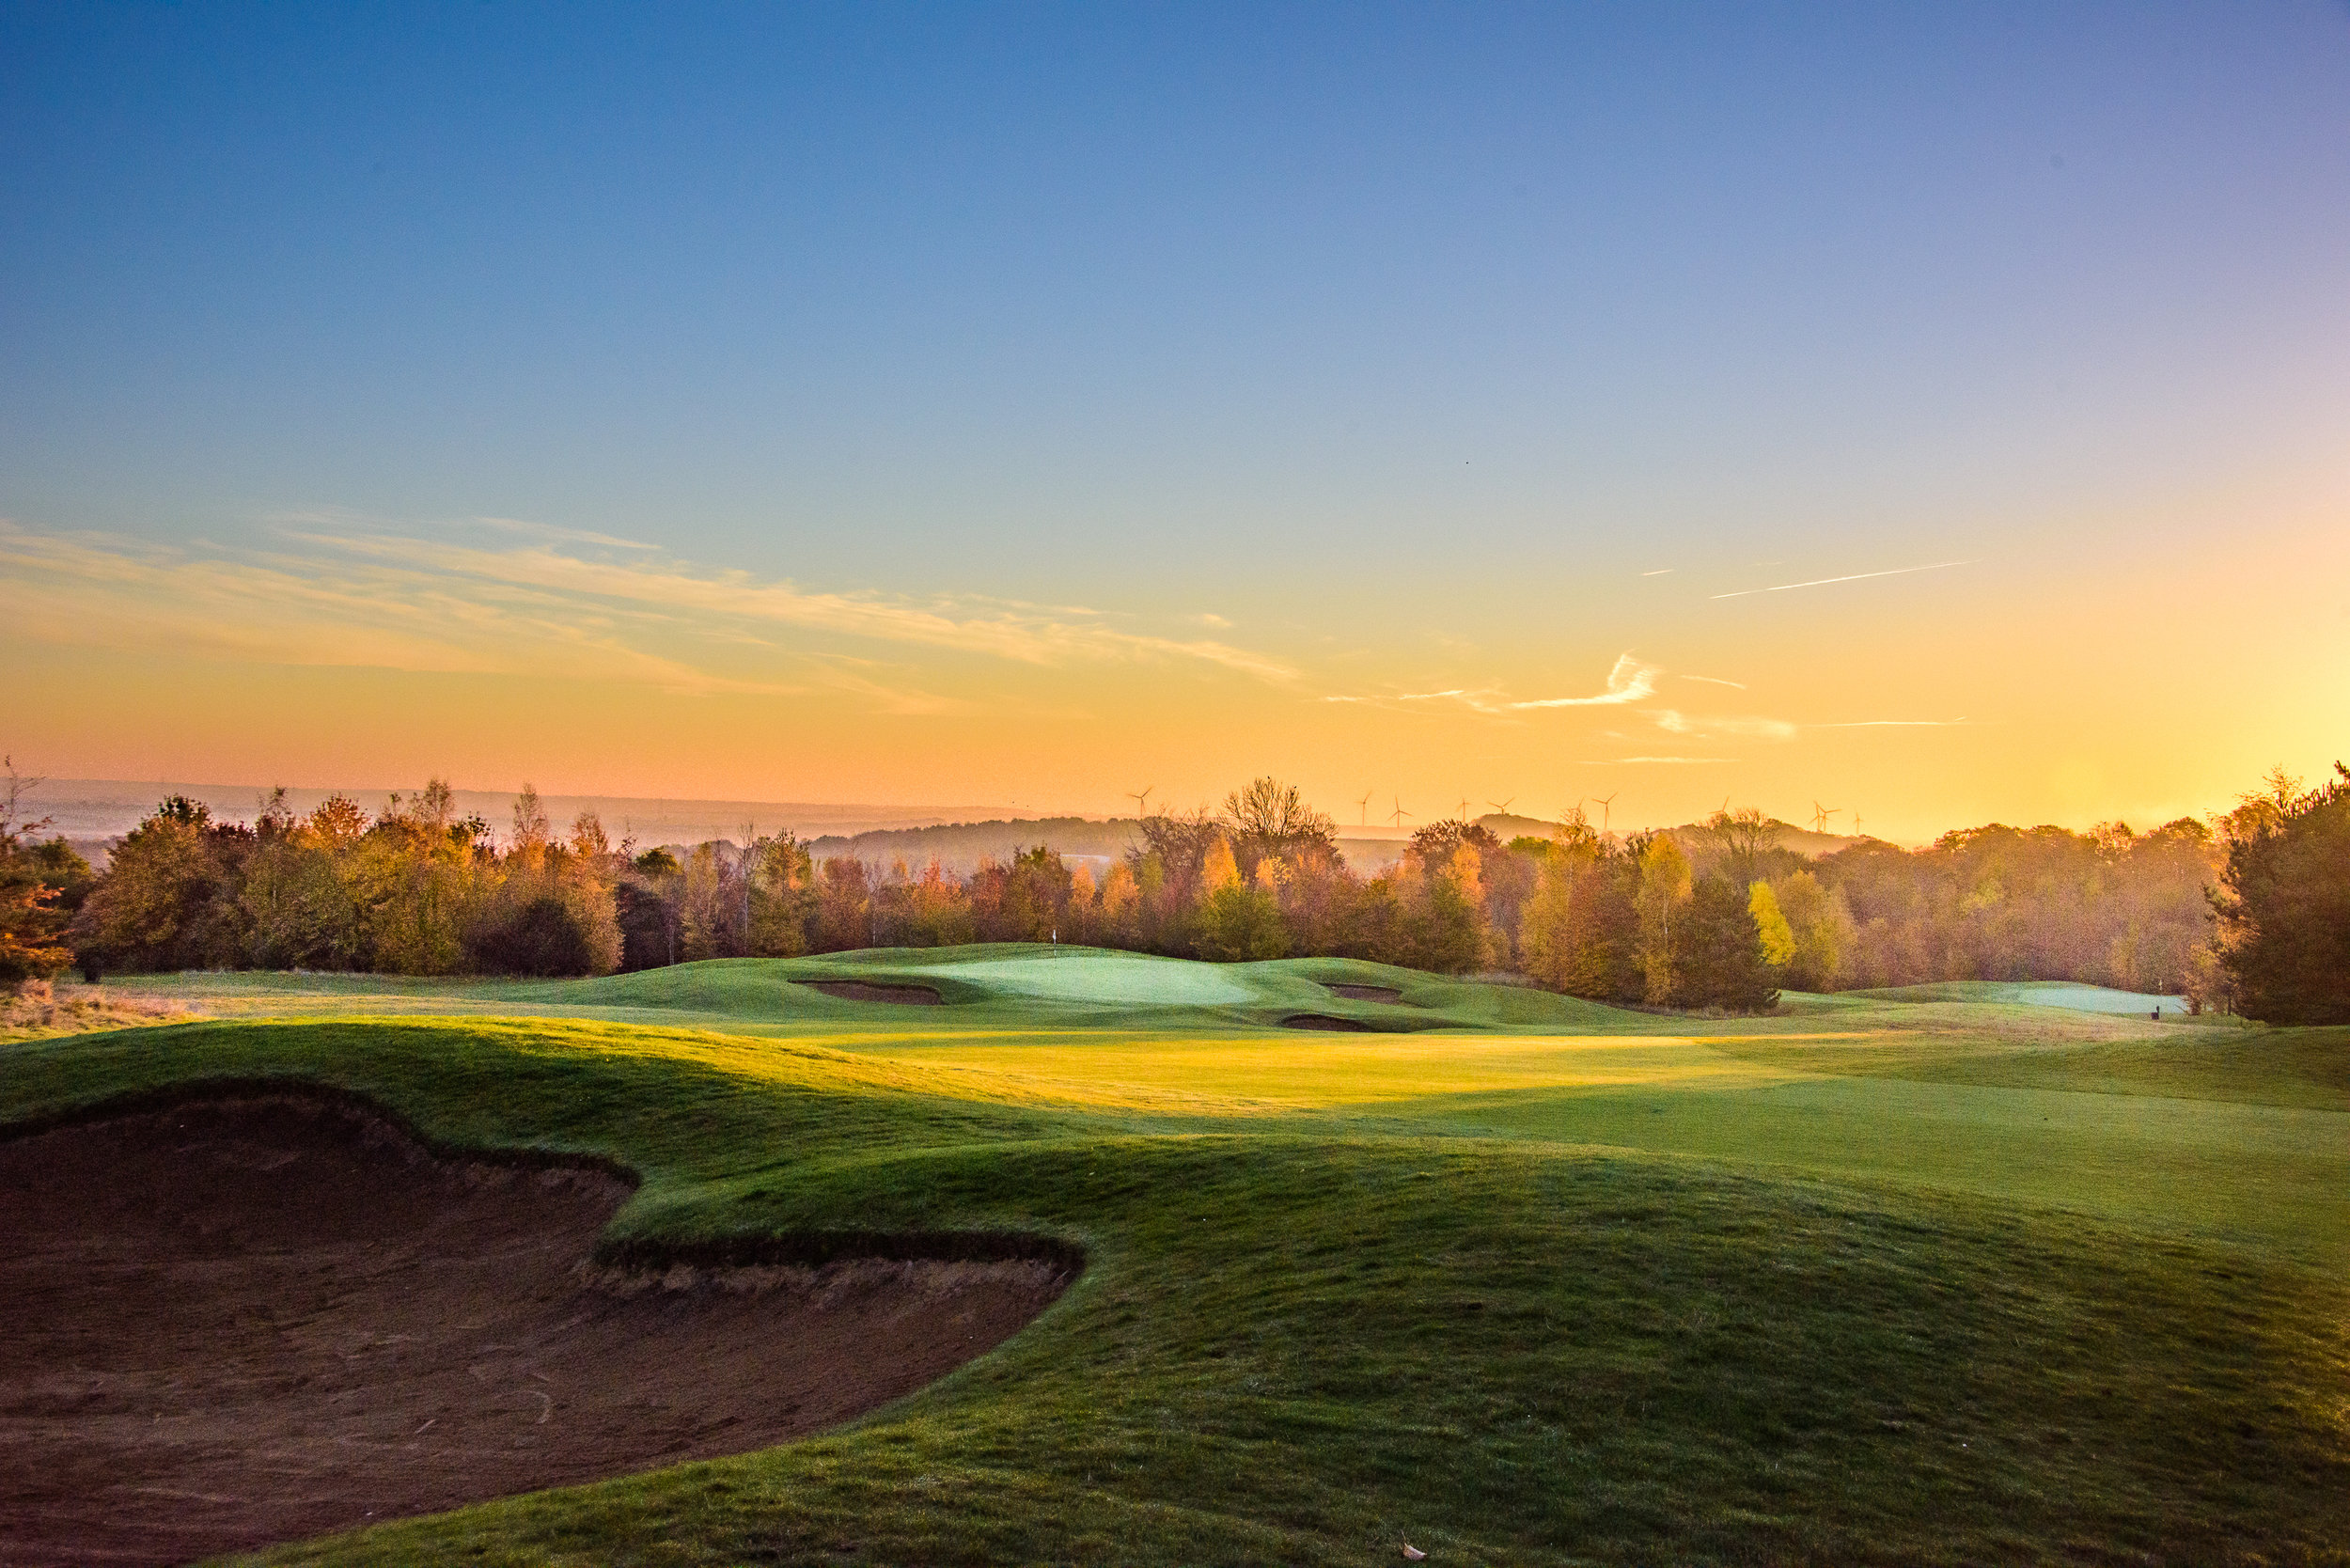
[0,1096,1069,1567]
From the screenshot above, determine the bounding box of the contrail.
[1710,560,1973,600]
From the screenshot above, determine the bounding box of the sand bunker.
[1321,983,1403,1004]
[0,1094,1071,1566]
[1281,1013,1375,1031]
[805,980,942,1005]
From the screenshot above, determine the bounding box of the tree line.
[3,762,2342,1023]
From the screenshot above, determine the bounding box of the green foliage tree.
[1677,874,1778,1012]
[71,797,246,973]
[1198,879,1290,961]
[616,846,684,970]
[2213,762,2350,1024]
[747,833,819,955]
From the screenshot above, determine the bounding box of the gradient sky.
[4,3,2346,839]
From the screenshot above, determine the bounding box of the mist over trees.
[14,762,2342,1021]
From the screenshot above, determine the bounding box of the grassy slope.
[9,951,2346,1566]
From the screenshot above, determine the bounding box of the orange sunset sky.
[5,8,2346,840]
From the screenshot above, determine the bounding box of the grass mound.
[2,1002,2342,1565]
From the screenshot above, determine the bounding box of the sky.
[4,2,2346,840]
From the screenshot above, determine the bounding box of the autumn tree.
[971,846,1072,943]
[1519,834,1639,1000]
[814,856,873,951]
[1633,832,1693,1005]
[241,789,365,968]
[0,759,83,986]
[1222,776,1339,877]
[1701,806,1785,886]
[1126,807,1225,954]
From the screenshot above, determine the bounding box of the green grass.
[13,947,2347,1565]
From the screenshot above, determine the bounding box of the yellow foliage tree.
[1747,880,1797,967]
[1200,837,1241,896]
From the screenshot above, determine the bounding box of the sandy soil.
[804,980,942,1005]
[0,1096,1070,1566]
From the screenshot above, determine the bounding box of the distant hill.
[805,817,1142,871]
[795,810,1871,877]
[24,779,1014,850]
[1474,812,1866,858]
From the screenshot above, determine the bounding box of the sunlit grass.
[12,950,2344,1564]
[846,1030,1809,1109]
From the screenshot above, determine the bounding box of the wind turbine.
[1486,797,1515,818]
[1456,795,1472,823]
[1388,796,1414,830]
[1592,792,1618,836]
[1355,790,1374,827]
[1810,802,1841,835]
[1127,785,1154,821]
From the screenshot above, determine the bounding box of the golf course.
[4,945,2345,1565]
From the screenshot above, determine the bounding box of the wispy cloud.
[474,515,661,552]
[1710,559,1974,601]
[0,515,1301,701]
[1508,654,1662,709]
[1681,674,1746,689]
[1649,709,1798,741]
[1324,653,1662,716]
[1812,718,1972,728]
[298,529,1297,680]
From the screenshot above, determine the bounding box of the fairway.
[7,947,2344,1565]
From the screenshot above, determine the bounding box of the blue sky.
[5,3,2346,832]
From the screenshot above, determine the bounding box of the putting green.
[901,951,1265,1006]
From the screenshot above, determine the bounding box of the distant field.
[8,949,2343,1565]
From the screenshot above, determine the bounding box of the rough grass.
[9,949,2345,1566]
[0,980,199,1043]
